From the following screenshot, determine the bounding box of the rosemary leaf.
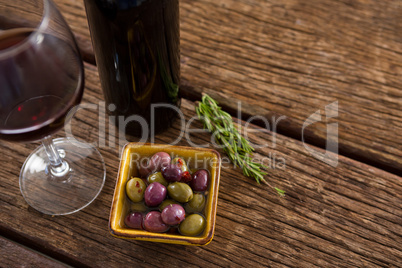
[196,94,285,196]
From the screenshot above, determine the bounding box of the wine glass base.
[20,138,106,215]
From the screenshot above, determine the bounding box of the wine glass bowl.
[0,1,83,142]
[0,0,105,215]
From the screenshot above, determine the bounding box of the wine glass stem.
[42,136,70,177]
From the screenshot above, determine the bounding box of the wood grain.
[0,63,401,267]
[178,0,402,175]
[0,236,66,268]
[52,0,402,175]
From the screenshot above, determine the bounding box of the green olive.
[126,177,146,202]
[172,157,189,172]
[184,193,205,213]
[179,214,206,236]
[130,202,148,212]
[159,199,179,211]
[167,182,193,203]
[147,172,168,187]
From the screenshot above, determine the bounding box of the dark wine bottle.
[83,0,180,138]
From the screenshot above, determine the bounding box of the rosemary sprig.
[196,94,285,196]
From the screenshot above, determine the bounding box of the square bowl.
[109,143,221,246]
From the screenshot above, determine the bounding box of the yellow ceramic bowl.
[109,143,221,246]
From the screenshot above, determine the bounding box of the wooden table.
[1,0,401,267]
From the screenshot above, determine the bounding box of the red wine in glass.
[0,0,106,216]
[0,28,84,142]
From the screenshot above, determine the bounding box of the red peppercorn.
[181,171,192,183]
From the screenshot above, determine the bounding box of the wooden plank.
[0,63,400,267]
[52,0,402,174]
[178,0,402,175]
[0,236,67,267]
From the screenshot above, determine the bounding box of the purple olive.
[161,204,185,225]
[139,152,171,178]
[144,182,167,207]
[139,164,150,178]
[125,212,143,229]
[161,164,183,182]
[143,211,169,233]
[190,169,209,191]
[149,152,171,173]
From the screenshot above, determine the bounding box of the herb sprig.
[196,94,285,196]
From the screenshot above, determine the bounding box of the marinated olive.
[171,157,189,172]
[126,177,146,202]
[143,211,169,233]
[139,152,171,177]
[161,164,183,182]
[167,182,193,203]
[147,172,168,187]
[184,193,206,213]
[125,151,214,237]
[125,212,144,229]
[144,182,167,207]
[190,169,209,191]
[161,204,185,225]
[130,202,148,213]
[139,164,150,178]
[149,152,171,173]
[179,214,206,236]
[159,199,179,211]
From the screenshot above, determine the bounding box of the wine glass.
[0,0,106,215]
